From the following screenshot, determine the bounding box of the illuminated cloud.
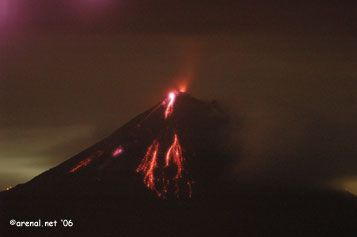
[330,176,357,196]
[0,125,96,188]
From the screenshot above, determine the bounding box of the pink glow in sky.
[0,0,22,45]
[0,0,10,25]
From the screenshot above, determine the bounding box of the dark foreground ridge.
[1,92,356,237]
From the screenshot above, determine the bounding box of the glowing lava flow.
[164,133,187,195]
[112,146,124,157]
[164,92,176,119]
[136,133,192,198]
[136,91,193,198]
[136,141,160,195]
[69,150,103,173]
[165,133,184,179]
[70,158,92,173]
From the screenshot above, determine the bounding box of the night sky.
[0,1,356,193]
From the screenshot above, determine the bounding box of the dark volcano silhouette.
[6,93,231,196]
[1,92,356,237]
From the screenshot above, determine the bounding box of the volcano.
[1,92,357,237]
[2,92,231,198]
